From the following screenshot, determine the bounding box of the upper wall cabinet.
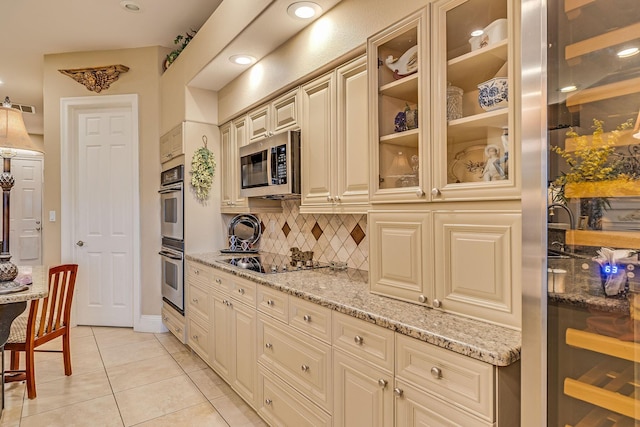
[248,88,300,143]
[301,55,369,214]
[220,117,248,213]
[368,8,430,204]
[160,122,185,163]
[430,0,519,201]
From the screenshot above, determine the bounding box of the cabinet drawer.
[162,302,186,344]
[257,285,289,323]
[258,366,331,427]
[258,314,332,412]
[229,277,257,307]
[211,270,233,294]
[187,317,209,361]
[396,333,495,422]
[332,311,394,373]
[187,281,210,321]
[289,297,332,344]
[187,262,213,287]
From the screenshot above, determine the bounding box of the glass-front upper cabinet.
[368,8,429,203]
[546,1,640,426]
[431,0,518,201]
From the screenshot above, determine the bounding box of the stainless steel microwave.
[239,130,301,199]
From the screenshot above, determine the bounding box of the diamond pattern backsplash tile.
[257,200,368,271]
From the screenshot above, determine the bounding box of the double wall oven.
[159,165,185,314]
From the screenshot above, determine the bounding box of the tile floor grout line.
[90,326,127,427]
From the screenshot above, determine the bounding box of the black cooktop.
[219,252,326,274]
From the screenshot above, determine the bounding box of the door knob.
[76,240,85,247]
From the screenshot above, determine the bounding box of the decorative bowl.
[477,77,508,111]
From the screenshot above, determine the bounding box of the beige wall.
[43,46,165,316]
[217,0,429,122]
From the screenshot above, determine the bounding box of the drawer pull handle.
[301,364,310,372]
[378,379,388,388]
[303,314,311,322]
[267,300,274,306]
[433,299,442,308]
[215,278,222,284]
[430,366,442,379]
[265,343,273,349]
[238,288,245,295]
[393,388,403,397]
[354,335,364,345]
[265,399,272,405]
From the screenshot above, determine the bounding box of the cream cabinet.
[301,55,369,214]
[185,262,213,360]
[369,210,434,307]
[431,0,518,201]
[160,122,184,163]
[368,8,430,203]
[220,118,248,213]
[248,88,300,143]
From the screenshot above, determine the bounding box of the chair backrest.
[28,264,78,344]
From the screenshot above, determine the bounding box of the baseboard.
[134,314,168,333]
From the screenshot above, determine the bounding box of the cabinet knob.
[192,334,198,341]
[354,335,364,345]
[334,195,341,202]
[265,399,272,405]
[431,188,441,196]
[326,195,334,202]
[162,315,168,321]
[194,269,199,275]
[433,299,442,308]
[393,388,404,397]
[265,343,273,349]
[378,379,388,388]
[238,288,245,295]
[215,278,222,284]
[174,327,182,333]
[192,298,198,303]
[301,364,310,372]
[266,300,274,306]
[418,295,427,303]
[430,366,442,379]
[303,314,312,322]
[415,189,425,198]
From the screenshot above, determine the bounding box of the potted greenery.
[163,29,197,71]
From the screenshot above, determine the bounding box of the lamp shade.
[0,106,44,153]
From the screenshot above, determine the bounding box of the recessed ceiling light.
[617,47,639,58]
[470,29,484,37]
[560,85,577,93]
[287,2,322,19]
[120,0,141,12]
[229,55,256,65]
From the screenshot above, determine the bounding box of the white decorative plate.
[449,145,486,183]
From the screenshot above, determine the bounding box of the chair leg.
[62,330,72,376]
[25,347,35,399]
[9,350,19,371]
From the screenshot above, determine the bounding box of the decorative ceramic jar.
[477,77,508,111]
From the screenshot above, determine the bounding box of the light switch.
[49,211,56,222]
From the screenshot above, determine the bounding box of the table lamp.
[0,97,44,282]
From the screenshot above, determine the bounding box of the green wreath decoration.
[190,136,216,201]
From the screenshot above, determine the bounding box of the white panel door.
[75,107,134,327]
[9,157,43,266]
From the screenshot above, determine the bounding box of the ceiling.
[0,0,224,134]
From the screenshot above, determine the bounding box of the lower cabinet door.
[210,291,232,381]
[231,300,257,408]
[258,365,332,427]
[394,379,491,427]
[333,349,393,427]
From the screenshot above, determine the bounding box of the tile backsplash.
[254,201,369,271]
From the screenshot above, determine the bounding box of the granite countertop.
[187,252,521,367]
[0,266,47,304]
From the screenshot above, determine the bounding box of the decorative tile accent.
[311,222,323,240]
[256,200,368,270]
[281,222,291,237]
[350,223,365,246]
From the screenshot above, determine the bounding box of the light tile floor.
[1,326,267,427]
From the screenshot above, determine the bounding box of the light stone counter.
[0,266,48,304]
[187,253,521,366]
